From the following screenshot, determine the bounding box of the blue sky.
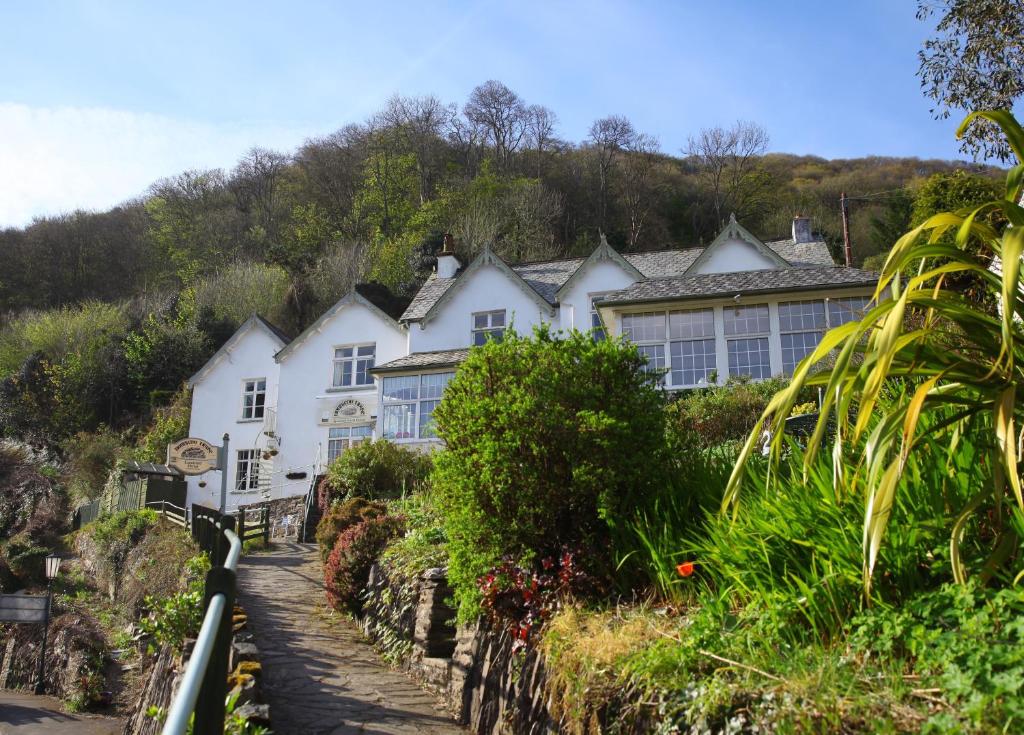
[0,0,973,227]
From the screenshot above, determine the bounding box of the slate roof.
[595,266,878,306]
[254,314,292,345]
[400,239,836,322]
[371,348,471,374]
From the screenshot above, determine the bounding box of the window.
[472,311,506,346]
[333,344,375,387]
[327,426,372,463]
[235,449,259,492]
[828,296,871,327]
[668,308,716,386]
[382,372,455,440]
[621,312,667,378]
[241,379,266,420]
[779,300,826,375]
[724,304,771,379]
[589,294,608,341]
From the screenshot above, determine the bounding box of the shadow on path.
[0,691,122,735]
[237,542,464,735]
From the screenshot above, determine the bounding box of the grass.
[242,536,273,554]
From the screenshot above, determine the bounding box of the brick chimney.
[437,233,461,279]
[792,215,813,244]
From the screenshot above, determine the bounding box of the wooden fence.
[236,505,270,547]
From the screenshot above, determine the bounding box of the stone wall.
[360,563,556,735]
[238,494,306,539]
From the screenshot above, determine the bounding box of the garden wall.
[361,562,557,735]
[238,494,306,539]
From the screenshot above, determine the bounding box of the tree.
[917,0,1024,161]
[686,120,771,230]
[379,94,455,204]
[588,115,636,233]
[463,80,528,172]
[619,133,662,248]
[524,104,559,177]
[230,147,291,246]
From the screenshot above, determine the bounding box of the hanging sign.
[167,438,221,475]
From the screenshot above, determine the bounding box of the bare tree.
[231,147,290,238]
[620,133,661,248]
[463,80,529,172]
[379,94,456,203]
[588,115,636,232]
[524,104,558,177]
[295,124,369,233]
[686,121,770,227]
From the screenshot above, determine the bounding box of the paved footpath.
[237,541,463,735]
[0,691,122,735]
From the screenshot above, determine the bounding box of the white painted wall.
[557,259,639,333]
[186,325,282,510]
[409,264,553,352]
[692,236,781,274]
[272,302,407,498]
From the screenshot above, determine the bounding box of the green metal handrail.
[162,512,241,735]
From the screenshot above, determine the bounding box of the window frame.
[724,304,771,380]
[622,309,719,388]
[471,310,506,346]
[331,343,376,389]
[778,300,827,376]
[326,425,373,463]
[234,449,259,493]
[381,371,455,441]
[240,378,267,421]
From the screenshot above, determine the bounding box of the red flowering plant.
[477,547,593,651]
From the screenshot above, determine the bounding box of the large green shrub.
[432,326,668,620]
[668,377,789,448]
[315,497,387,563]
[323,440,431,503]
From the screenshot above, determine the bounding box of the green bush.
[89,509,159,574]
[323,440,431,503]
[668,377,790,448]
[134,386,190,464]
[381,489,449,578]
[139,554,211,652]
[315,497,387,563]
[63,428,128,503]
[432,326,668,620]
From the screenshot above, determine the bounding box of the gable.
[276,291,405,363]
[685,215,790,276]
[187,315,287,387]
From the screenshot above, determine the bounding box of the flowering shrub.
[478,547,593,650]
[324,514,405,613]
[315,497,387,563]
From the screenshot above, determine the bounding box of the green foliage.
[63,428,128,503]
[728,110,1024,595]
[315,497,388,563]
[192,262,291,328]
[381,489,449,578]
[432,326,667,620]
[667,377,790,448]
[910,169,1001,227]
[89,509,159,572]
[324,440,432,503]
[134,386,191,464]
[138,554,210,652]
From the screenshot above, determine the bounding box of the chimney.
[437,233,461,279]
[792,214,813,244]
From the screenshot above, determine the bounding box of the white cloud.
[0,103,314,228]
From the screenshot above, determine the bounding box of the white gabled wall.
[410,263,552,352]
[273,302,407,498]
[557,259,640,332]
[692,236,781,274]
[186,326,282,510]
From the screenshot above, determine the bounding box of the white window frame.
[779,300,827,376]
[332,343,376,388]
[724,304,771,380]
[621,309,719,388]
[234,449,259,492]
[828,296,871,327]
[471,310,506,346]
[327,425,373,463]
[240,378,266,420]
[381,372,455,441]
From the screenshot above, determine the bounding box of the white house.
[184,215,877,506]
[185,314,289,508]
[372,216,877,446]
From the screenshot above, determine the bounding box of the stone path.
[237,541,463,735]
[0,691,122,735]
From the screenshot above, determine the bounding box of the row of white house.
[184,215,878,508]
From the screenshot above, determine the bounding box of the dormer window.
[333,344,375,387]
[241,379,266,420]
[472,310,506,346]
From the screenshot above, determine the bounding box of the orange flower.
[676,561,695,578]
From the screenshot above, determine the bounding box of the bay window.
[382,372,455,440]
[622,309,717,387]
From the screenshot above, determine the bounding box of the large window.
[381,372,455,440]
[472,310,506,346]
[724,304,771,379]
[668,309,717,386]
[241,379,266,420]
[779,300,826,375]
[828,296,871,327]
[327,425,372,463]
[333,344,375,387]
[622,309,717,387]
[235,449,259,492]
